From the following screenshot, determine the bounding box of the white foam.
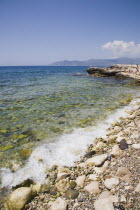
[1,98,140,189]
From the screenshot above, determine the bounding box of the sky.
[0,0,140,65]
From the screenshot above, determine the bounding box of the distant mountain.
[49,57,140,67]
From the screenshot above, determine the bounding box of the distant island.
[49,57,140,66]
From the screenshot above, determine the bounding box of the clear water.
[0,66,140,172]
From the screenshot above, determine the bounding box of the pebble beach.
[3,98,140,210]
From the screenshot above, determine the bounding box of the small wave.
[0,98,140,189]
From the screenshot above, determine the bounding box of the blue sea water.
[0,66,140,187]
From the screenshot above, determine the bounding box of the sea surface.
[0,66,140,188]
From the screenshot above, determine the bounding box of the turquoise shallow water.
[0,66,140,169]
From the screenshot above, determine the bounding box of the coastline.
[3,98,140,210]
[87,64,140,83]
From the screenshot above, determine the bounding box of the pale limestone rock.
[6,187,35,210]
[58,167,70,174]
[94,161,108,174]
[31,184,42,194]
[88,174,98,181]
[116,167,131,177]
[116,136,125,143]
[57,173,68,180]
[120,195,126,202]
[127,140,133,145]
[78,162,87,168]
[85,154,107,166]
[132,144,140,149]
[94,198,114,210]
[114,126,121,133]
[55,179,70,192]
[109,195,118,203]
[84,181,100,194]
[95,142,106,150]
[135,182,140,192]
[75,175,86,188]
[48,197,68,210]
[98,191,111,199]
[110,145,121,156]
[104,178,119,189]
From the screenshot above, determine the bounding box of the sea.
[0,66,140,189]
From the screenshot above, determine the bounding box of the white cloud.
[102,40,140,57]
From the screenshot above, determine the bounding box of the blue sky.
[0,0,140,65]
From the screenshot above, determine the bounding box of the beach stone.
[127,140,133,145]
[6,187,36,210]
[84,181,100,194]
[104,178,119,189]
[57,172,68,180]
[76,175,86,188]
[98,191,111,199]
[94,161,108,174]
[58,167,70,174]
[132,143,140,149]
[120,195,126,202]
[110,145,121,156]
[94,198,114,210]
[84,150,96,158]
[78,162,87,168]
[85,154,107,166]
[48,197,68,210]
[135,182,140,192]
[31,184,42,193]
[95,142,106,150]
[109,195,118,203]
[119,140,128,150]
[116,167,131,177]
[88,174,98,181]
[55,179,70,192]
[116,136,125,143]
[65,189,79,199]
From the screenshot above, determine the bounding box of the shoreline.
[87,64,140,83]
[3,98,140,210]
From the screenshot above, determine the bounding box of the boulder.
[84,181,100,194]
[85,154,107,166]
[48,197,68,210]
[6,187,36,210]
[94,198,114,210]
[104,178,119,189]
[76,175,86,188]
[55,179,70,192]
